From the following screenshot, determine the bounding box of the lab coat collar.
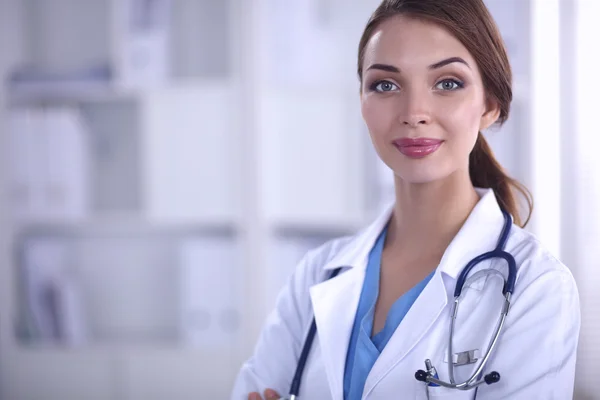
[322,187,506,280]
[437,187,506,279]
[313,188,506,399]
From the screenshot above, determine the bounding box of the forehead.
[363,15,476,70]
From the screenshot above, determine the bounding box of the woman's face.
[360,15,500,184]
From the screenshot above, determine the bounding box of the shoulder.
[506,224,576,283]
[478,225,581,397]
[504,224,580,315]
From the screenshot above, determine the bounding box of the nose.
[403,115,430,127]
[400,92,431,127]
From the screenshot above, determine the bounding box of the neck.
[386,171,480,261]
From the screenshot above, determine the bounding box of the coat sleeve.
[478,260,581,399]
[230,248,324,400]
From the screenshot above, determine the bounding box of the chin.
[394,170,450,185]
[388,157,457,185]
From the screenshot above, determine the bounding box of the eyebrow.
[366,63,400,73]
[428,57,470,70]
[366,57,471,73]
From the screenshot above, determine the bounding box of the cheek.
[437,97,483,148]
[361,96,395,143]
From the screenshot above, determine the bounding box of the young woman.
[232,0,580,398]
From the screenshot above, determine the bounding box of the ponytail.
[469,133,533,227]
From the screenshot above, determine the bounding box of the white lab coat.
[231,188,580,399]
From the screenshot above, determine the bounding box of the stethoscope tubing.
[287,209,516,398]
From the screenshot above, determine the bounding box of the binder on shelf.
[257,0,339,87]
[74,236,178,344]
[7,108,44,221]
[113,0,172,89]
[42,107,92,222]
[7,106,92,224]
[177,237,242,347]
[19,237,88,346]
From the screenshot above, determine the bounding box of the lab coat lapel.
[363,270,448,395]
[305,202,393,399]
[310,266,365,400]
[362,188,506,394]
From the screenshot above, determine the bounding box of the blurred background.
[0,0,598,399]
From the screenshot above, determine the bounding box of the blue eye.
[435,79,464,91]
[371,81,399,92]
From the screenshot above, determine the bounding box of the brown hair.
[357,0,533,227]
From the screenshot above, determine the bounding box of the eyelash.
[368,78,465,92]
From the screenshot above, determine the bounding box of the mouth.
[392,138,444,159]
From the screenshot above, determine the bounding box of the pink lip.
[393,138,443,159]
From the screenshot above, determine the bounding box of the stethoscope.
[279,208,516,400]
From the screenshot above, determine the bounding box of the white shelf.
[14,340,244,357]
[268,215,365,237]
[3,346,117,400]
[121,346,240,400]
[6,344,242,400]
[7,81,137,106]
[6,77,239,107]
[7,80,243,228]
[12,215,239,235]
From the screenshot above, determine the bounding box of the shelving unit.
[1,1,250,399]
[0,0,535,399]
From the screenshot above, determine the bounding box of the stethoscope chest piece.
[414,209,515,395]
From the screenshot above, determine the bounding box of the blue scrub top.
[343,227,435,400]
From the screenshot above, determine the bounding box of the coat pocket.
[415,385,476,400]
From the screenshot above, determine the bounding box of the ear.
[480,98,501,131]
